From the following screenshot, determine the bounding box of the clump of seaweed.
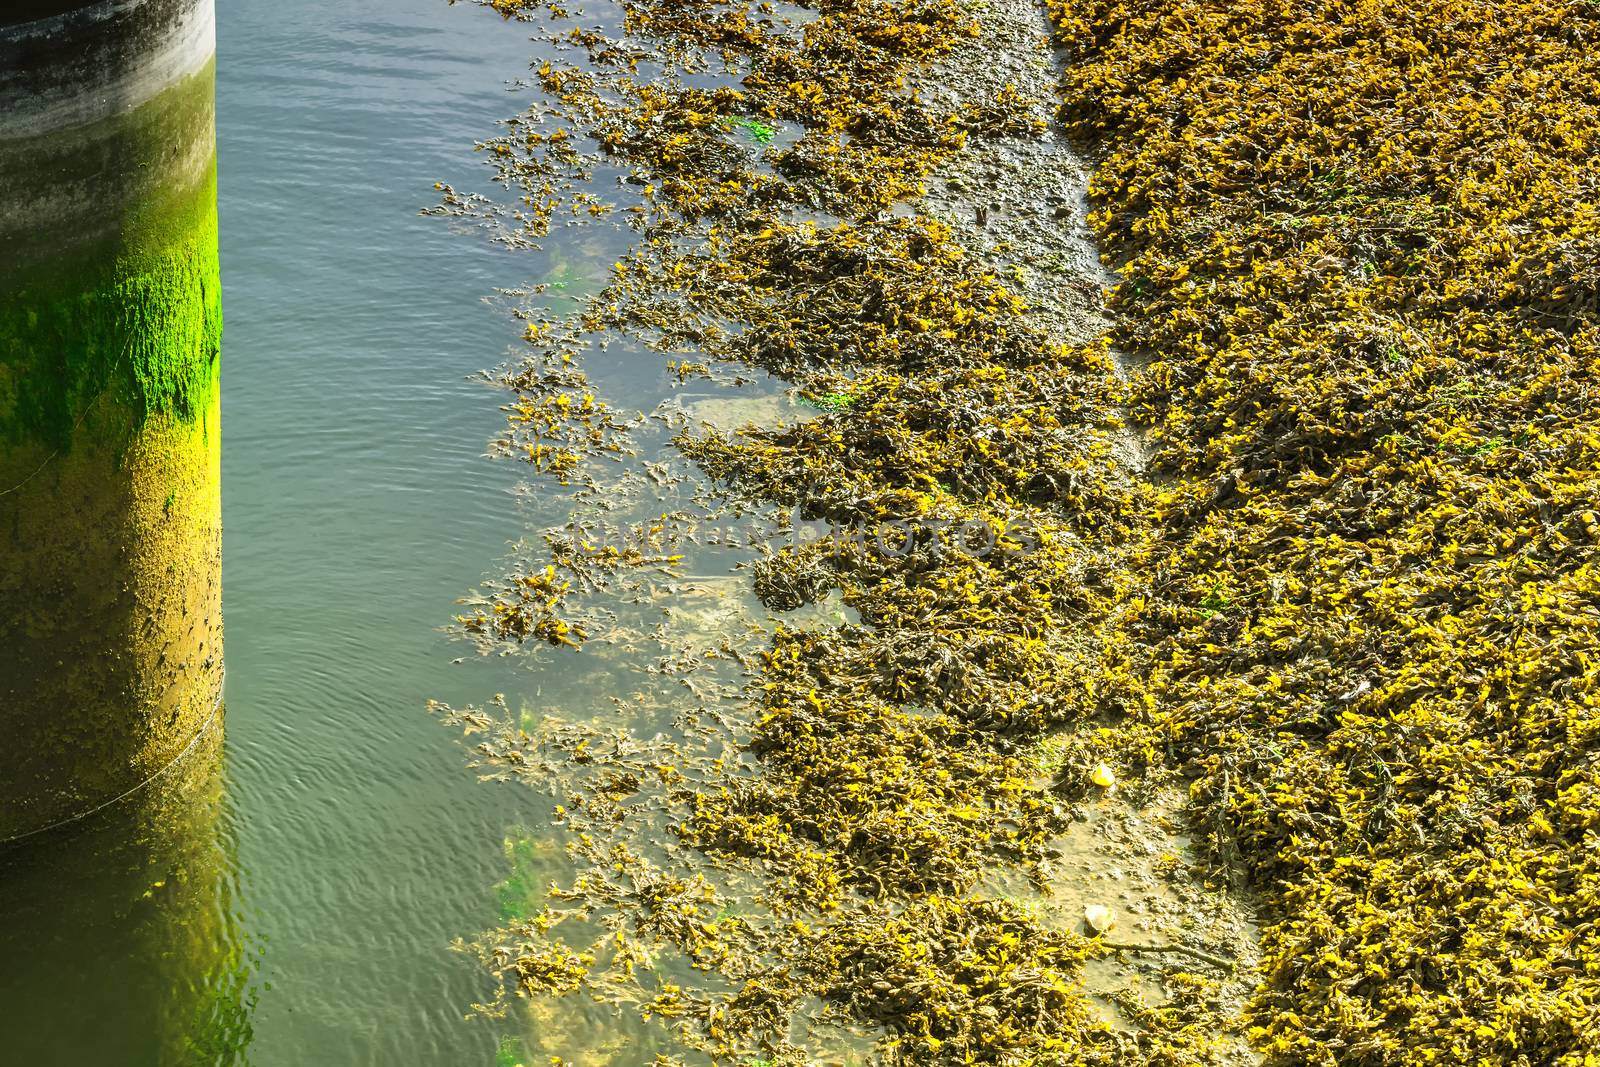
[1043,0,1600,1062]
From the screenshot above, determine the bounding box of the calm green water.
[216,1,536,1061]
[0,1,676,1062]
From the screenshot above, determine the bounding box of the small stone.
[1084,904,1116,934]
[1091,762,1116,788]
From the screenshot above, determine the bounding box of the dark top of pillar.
[2,1,104,29]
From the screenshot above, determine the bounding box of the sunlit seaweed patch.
[457,515,689,651]
[460,563,592,648]
[436,696,1227,1066]
[413,0,1588,1061]
[1045,0,1600,1062]
[501,377,639,482]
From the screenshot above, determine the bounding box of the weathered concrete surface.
[0,0,222,841]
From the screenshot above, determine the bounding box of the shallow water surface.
[219,0,636,1061]
[2,1,634,1062]
[218,1,534,1059]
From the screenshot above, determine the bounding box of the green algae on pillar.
[0,0,223,841]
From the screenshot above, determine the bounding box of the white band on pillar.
[0,0,216,139]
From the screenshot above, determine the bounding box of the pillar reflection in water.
[0,715,256,1064]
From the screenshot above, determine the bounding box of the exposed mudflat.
[918,0,1257,1052]
[921,0,1151,474]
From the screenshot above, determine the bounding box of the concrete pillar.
[0,0,223,841]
